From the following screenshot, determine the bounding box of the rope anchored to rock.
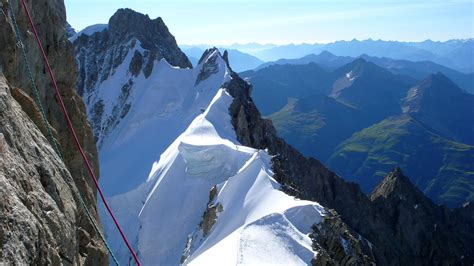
[8,0,141,264]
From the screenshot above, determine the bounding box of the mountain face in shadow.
[243,58,473,207]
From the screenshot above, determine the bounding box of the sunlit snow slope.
[102,88,325,265]
[86,40,326,265]
[83,44,231,195]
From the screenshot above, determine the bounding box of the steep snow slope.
[101,89,325,265]
[81,42,231,195]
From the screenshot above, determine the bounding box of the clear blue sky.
[65,0,474,45]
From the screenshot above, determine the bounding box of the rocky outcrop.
[0,75,106,264]
[195,48,220,86]
[0,0,107,264]
[369,168,474,265]
[310,209,374,266]
[200,186,223,237]
[222,57,474,265]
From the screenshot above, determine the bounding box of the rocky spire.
[370,167,424,201]
[74,8,191,71]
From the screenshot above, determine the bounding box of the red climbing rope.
[18,0,141,265]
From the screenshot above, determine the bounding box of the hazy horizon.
[177,38,474,47]
[65,0,474,45]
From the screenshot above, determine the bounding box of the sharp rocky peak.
[403,72,468,113]
[108,9,165,47]
[74,8,191,70]
[370,167,427,202]
[194,48,231,86]
[197,47,230,68]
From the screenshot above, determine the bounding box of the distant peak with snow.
[68,23,107,42]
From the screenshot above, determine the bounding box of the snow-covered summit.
[68,23,107,42]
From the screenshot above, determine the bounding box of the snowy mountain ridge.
[101,88,326,264]
[74,25,332,263]
[76,37,369,265]
[73,8,376,265]
[76,34,231,195]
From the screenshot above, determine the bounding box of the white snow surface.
[345,71,356,81]
[90,44,326,265]
[92,43,231,195]
[101,89,325,265]
[69,23,108,42]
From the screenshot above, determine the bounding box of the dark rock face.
[0,0,107,264]
[403,73,474,145]
[195,48,220,86]
[370,168,474,265]
[200,186,223,237]
[223,59,474,265]
[310,210,375,266]
[129,50,144,77]
[107,9,191,69]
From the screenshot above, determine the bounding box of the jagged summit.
[370,167,428,202]
[198,47,219,65]
[108,8,189,65]
[197,47,231,69]
[73,8,191,70]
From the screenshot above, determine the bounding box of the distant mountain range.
[328,74,474,206]
[184,39,474,73]
[241,60,474,207]
[254,39,474,73]
[254,51,474,94]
